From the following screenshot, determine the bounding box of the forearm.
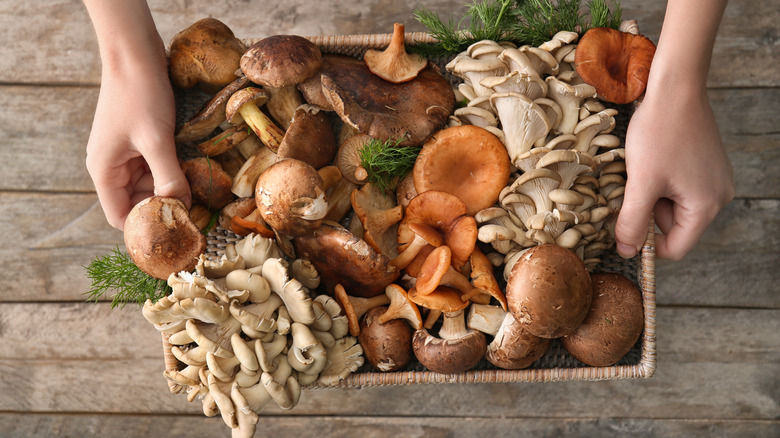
[647,0,728,95]
[83,0,166,73]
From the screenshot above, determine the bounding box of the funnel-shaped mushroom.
[489,92,552,164]
[364,23,427,83]
[574,27,656,104]
[545,76,598,135]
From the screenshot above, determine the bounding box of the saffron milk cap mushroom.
[574,27,656,104]
[364,23,428,83]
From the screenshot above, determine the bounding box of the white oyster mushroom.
[545,76,597,135]
[317,336,365,386]
[539,30,579,52]
[499,189,537,228]
[234,233,283,268]
[454,106,498,128]
[519,45,559,76]
[467,39,505,59]
[481,71,547,99]
[287,322,328,380]
[509,168,562,218]
[489,92,552,163]
[458,82,478,101]
[226,269,271,303]
[498,47,540,77]
[466,94,493,112]
[449,55,508,97]
[261,258,315,325]
[291,258,320,290]
[536,149,596,190]
[197,243,245,278]
[143,296,230,325]
[533,97,563,135]
[573,109,619,153]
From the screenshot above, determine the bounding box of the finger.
[653,197,675,235]
[615,178,662,259]
[654,203,713,261]
[143,139,191,208]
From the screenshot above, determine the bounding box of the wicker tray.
[162,32,657,389]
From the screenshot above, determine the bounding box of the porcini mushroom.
[124,196,206,280]
[574,27,656,104]
[240,35,322,88]
[364,23,428,83]
[255,158,327,237]
[168,18,246,91]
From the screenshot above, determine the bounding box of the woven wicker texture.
[163,32,657,389]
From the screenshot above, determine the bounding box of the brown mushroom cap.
[485,312,551,370]
[275,104,337,169]
[294,222,400,297]
[561,272,644,366]
[320,58,455,147]
[413,125,511,216]
[411,310,487,374]
[181,157,235,209]
[505,244,592,339]
[574,27,656,104]
[359,306,414,372]
[254,158,327,237]
[168,18,246,91]
[240,35,322,88]
[124,196,207,280]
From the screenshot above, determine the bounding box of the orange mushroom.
[363,23,428,83]
[413,125,511,216]
[574,27,656,104]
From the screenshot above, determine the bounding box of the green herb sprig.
[359,137,420,192]
[412,0,623,57]
[84,247,171,308]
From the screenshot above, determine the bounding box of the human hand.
[85,48,190,230]
[615,85,735,260]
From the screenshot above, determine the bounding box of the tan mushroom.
[364,23,427,83]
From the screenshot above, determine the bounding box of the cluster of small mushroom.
[444,23,651,276]
[142,233,363,438]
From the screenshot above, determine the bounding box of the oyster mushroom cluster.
[143,234,363,438]
[446,23,651,275]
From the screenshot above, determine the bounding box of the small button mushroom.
[255,158,328,237]
[486,312,551,370]
[124,196,207,280]
[561,272,644,366]
[359,306,413,372]
[364,23,427,83]
[412,308,486,374]
[506,244,592,339]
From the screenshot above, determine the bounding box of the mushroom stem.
[238,104,285,152]
[438,309,470,340]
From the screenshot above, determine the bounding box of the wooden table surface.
[1,1,778,437]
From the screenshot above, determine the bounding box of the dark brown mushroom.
[240,35,322,88]
[320,59,455,147]
[359,306,413,372]
[294,222,399,298]
[181,157,234,209]
[561,272,644,366]
[505,244,592,339]
[275,104,337,169]
[412,309,486,374]
[175,76,250,144]
[124,196,206,280]
[485,312,550,370]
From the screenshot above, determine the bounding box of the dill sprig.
[84,247,171,308]
[359,137,420,192]
[411,0,623,56]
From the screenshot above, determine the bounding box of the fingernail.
[617,242,637,259]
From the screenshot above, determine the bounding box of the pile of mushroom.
[143,233,364,438]
[445,21,653,277]
[131,18,653,432]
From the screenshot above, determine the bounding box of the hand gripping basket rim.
[160,31,657,390]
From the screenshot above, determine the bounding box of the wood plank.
[0,0,776,88]
[0,305,777,419]
[0,413,778,438]
[2,85,778,197]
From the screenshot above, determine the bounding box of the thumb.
[615,177,659,258]
[144,140,191,208]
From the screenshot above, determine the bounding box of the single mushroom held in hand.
[363,23,427,83]
[124,196,207,280]
[574,27,656,104]
[561,272,644,366]
[168,18,246,91]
